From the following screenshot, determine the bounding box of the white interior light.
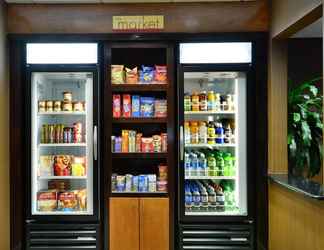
[180,42,252,64]
[27,43,98,64]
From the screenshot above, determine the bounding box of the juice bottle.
[192,185,201,211]
[184,152,191,177]
[223,153,232,176]
[199,121,208,144]
[207,118,216,144]
[198,184,208,211]
[207,91,215,111]
[199,91,208,111]
[207,185,217,211]
[185,183,193,211]
[207,153,217,176]
[215,93,221,111]
[184,93,192,112]
[191,92,200,112]
[190,121,199,144]
[216,152,225,176]
[224,124,232,144]
[184,121,191,145]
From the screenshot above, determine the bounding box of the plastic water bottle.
[190,153,199,176]
[185,182,193,211]
[198,153,208,176]
[184,152,191,177]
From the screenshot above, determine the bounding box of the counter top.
[269,174,324,200]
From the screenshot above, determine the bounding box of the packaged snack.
[136,133,142,153]
[125,174,133,192]
[73,101,84,112]
[131,95,140,117]
[161,133,168,152]
[148,174,157,192]
[152,135,162,152]
[116,175,126,192]
[48,180,71,191]
[154,99,167,117]
[154,65,167,83]
[140,97,155,117]
[132,176,139,192]
[128,130,136,153]
[141,137,154,153]
[113,94,121,118]
[37,190,57,212]
[157,180,168,192]
[54,155,72,176]
[158,165,168,181]
[139,66,154,83]
[77,189,87,211]
[122,130,129,153]
[63,101,73,112]
[139,175,148,192]
[58,191,78,211]
[111,65,124,85]
[39,155,54,176]
[72,156,86,176]
[122,94,132,118]
[125,67,138,84]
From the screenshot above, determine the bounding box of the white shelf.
[39,143,87,147]
[185,143,236,148]
[33,211,91,215]
[185,210,242,216]
[38,111,86,115]
[38,176,87,180]
[185,176,236,180]
[185,111,235,115]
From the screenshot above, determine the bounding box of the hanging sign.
[112,15,164,32]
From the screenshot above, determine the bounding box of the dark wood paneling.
[7,2,269,34]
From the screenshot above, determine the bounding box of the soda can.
[125,174,133,192]
[161,133,168,152]
[132,176,139,192]
[138,175,148,192]
[73,122,82,143]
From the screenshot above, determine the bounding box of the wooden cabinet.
[109,198,140,250]
[140,198,169,250]
[109,197,169,250]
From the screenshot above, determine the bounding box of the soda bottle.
[223,152,232,176]
[216,185,225,212]
[190,121,199,144]
[216,152,225,176]
[184,93,192,112]
[207,117,216,145]
[199,121,208,144]
[224,124,232,144]
[185,182,193,211]
[230,156,236,176]
[184,152,191,177]
[207,91,215,111]
[192,185,201,211]
[207,185,217,211]
[198,153,208,176]
[207,153,217,176]
[215,93,221,111]
[198,183,208,211]
[190,153,199,176]
[184,122,191,145]
[216,122,224,144]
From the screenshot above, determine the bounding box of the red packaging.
[73,122,82,143]
[141,137,154,153]
[122,94,131,118]
[37,191,57,212]
[113,94,121,118]
[161,133,168,152]
[53,155,72,176]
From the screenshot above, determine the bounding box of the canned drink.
[132,176,139,192]
[138,175,148,192]
[49,125,55,143]
[46,101,53,112]
[136,133,142,153]
[73,122,82,143]
[125,174,133,192]
[128,131,136,153]
[161,133,168,152]
[54,101,62,112]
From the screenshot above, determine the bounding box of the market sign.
[112,16,164,32]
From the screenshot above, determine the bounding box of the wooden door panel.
[109,198,140,250]
[140,198,169,250]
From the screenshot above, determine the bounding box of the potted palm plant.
[287,77,323,179]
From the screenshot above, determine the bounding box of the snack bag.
[58,191,78,211]
[139,66,154,84]
[122,94,132,118]
[39,155,54,176]
[125,67,138,84]
[113,94,121,118]
[72,157,86,176]
[37,190,57,212]
[111,65,124,85]
[154,99,167,117]
[140,97,155,117]
[154,65,167,83]
[54,155,72,176]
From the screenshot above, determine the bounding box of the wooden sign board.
[112,15,164,32]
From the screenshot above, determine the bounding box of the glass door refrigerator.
[25,44,100,250]
[178,43,255,250]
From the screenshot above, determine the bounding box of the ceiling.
[5,0,251,3]
[292,18,323,38]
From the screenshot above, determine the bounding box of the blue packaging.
[138,175,148,192]
[132,95,140,117]
[140,97,155,117]
[132,176,139,192]
[139,66,154,83]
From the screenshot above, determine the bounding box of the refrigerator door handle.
[94,125,98,161]
[180,125,184,161]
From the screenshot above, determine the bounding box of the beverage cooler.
[177,43,255,250]
[25,44,101,250]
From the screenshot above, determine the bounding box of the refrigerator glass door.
[31,72,94,215]
[182,71,247,216]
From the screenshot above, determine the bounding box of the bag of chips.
[154,65,167,83]
[125,67,138,84]
[111,65,125,84]
[139,66,154,84]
